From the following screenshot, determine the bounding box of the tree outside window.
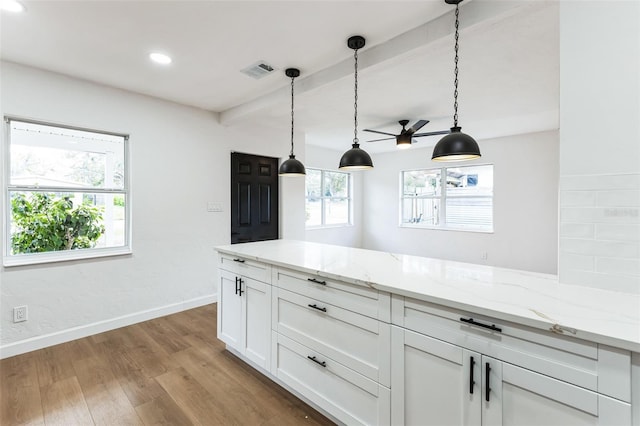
[4,118,130,266]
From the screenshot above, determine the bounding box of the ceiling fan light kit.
[364,119,449,149]
[432,0,481,162]
[339,35,374,170]
[279,67,306,176]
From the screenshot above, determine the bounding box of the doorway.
[230,152,279,244]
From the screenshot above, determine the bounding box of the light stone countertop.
[216,239,640,353]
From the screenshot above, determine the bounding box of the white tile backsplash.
[560,238,639,258]
[596,257,640,276]
[560,207,640,224]
[560,174,640,191]
[560,173,640,294]
[559,252,594,271]
[597,190,640,207]
[560,191,596,207]
[560,223,595,239]
[596,224,640,241]
[561,269,640,294]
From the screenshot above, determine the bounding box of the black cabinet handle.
[234,276,239,295]
[460,317,502,333]
[233,258,245,263]
[307,304,327,313]
[470,356,475,394]
[238,278,244,296]
[307,355,326,367]
[307,278,327,286]
[485,362,491,402]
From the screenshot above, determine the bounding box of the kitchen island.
[216,239,639,425]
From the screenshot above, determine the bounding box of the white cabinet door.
[482,356,631,426]
[391,326,481,426]
[217,269,271,370]
[217,269,243,350]
[243,276,271,370]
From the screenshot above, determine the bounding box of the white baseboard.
[0,294,217,359]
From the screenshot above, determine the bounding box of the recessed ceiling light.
[1,0,25,13]
[149,52,172,65]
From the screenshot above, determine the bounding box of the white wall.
[558,0,640,293]
[361,131,559,274]
[0,61,304,356]
[304,144,363,248]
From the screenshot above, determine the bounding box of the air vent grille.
[241,61,277,79]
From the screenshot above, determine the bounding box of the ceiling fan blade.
[407,120,429,134]
[363,129,396,136]
[413,130,450,137]
[366,137,396,142]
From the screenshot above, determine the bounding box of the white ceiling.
[0,0,559,153]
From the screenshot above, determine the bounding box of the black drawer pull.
[307,304,327,313]
[237,278,244,296]
[307,355,326,367]
[469,356,475,394]
[460,317,502,333]
[485,362,491,402]
[307,278,327,285]
[233,258,245,263]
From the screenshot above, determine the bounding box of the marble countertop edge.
[215,241,640,353]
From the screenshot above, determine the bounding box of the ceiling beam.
[219,0,546,126]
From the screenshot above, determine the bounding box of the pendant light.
[279,68,306,176]
[339,36,373,170]
[432,0,481,162]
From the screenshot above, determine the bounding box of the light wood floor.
[1,304,334,425]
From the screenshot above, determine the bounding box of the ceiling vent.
[241,61,277,79]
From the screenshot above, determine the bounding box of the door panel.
[391,327,481,426]
[217,270,242,350]
[482,356,626,426]
[231,152,278,244]
[243,277,271,369]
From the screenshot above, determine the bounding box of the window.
[401,164,493,232]
[3,118,130,265]
[305,168,351,227]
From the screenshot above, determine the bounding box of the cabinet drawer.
[219,253,271,282]
[271,332,391,426]
[393,296,631,402]
[273,287,390,387]
[273,267,390,321]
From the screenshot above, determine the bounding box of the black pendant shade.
[339,35,373,170]
[433,0,481,162]
[279,67,306,176]
[432,126,481,162]
[279,154,306,175]
[339,143,374,170]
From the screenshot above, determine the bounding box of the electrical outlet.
[13,305,27,323]
[481,252,488,260]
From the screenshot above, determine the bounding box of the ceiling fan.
[364,120,450,149]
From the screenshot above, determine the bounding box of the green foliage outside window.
[11,193,105,254]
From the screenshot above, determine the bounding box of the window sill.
[399,224,494,234]
[3,246,132,267]
[306,224,353,231]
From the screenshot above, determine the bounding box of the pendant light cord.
[290,75,295,156]
[353,47,359,145]
[453,2,460,128]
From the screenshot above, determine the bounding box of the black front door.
[230,152,279,244]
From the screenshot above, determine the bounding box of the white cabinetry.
[392,296,632,426]
[271,267,391,425]
[217,254,272,371]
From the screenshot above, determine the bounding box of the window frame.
[400,164,494,233]
[305,168,353,229]
[2,116,132,266]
